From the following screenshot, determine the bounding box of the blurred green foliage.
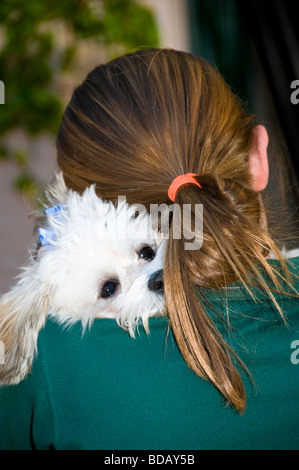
[0,0,158,197]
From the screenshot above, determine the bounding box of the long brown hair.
[56,48,298,412]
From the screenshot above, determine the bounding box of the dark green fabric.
[0,258,298,450]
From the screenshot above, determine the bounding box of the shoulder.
[34,315,175,404]
[37,316,171,365]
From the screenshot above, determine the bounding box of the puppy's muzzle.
[148,269,164,294]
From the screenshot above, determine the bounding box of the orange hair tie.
[168,173,202,202]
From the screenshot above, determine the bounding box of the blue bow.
[38,205,62,247]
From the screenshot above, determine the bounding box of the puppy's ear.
[45,172,68,206]
[0,276,50,385]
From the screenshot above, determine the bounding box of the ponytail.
[164,175,293,412]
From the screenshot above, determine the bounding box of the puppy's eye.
[138,245,155,261]
[100,280,119,298]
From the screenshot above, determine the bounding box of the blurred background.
[0,0,298,294]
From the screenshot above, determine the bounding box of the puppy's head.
[41,186,166,335]
[0,181,166,384]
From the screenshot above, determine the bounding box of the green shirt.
[0,258,299,450]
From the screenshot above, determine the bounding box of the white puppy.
[0,174,166,385]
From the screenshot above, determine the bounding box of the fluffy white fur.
[0,174,166,385]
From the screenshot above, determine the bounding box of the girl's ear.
[248,125,269,192]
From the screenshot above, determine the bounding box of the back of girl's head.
[57,48,254,205]
[56,48,297,412]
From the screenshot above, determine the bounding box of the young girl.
[0,48,298,450]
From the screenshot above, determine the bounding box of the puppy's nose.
[148,269,164,293]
